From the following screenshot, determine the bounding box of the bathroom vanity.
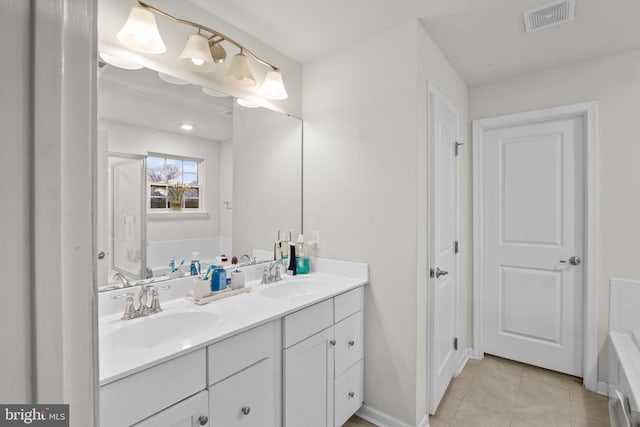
[99,259,367,427]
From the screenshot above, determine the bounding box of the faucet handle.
[148,286,163,314]
[261,268,269,284]
[113,292,136,320]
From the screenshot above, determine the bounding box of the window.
[147,154,202,210]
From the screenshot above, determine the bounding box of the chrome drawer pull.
[241,406,251,416]
[348,392,355,399]
[348,340,355,347]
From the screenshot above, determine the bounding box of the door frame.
[427,82,459,412]
[472,102,599,391]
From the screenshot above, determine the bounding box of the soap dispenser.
[295,234,309,274]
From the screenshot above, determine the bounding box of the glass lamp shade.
[261,70,288,100]
[224,52,256,87]
[179,33,217,72]
[117,6,166,54]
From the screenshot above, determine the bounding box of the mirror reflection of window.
[147,154,202,210]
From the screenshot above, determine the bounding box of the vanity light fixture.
[180,123,194,131]
[117,0,288,99]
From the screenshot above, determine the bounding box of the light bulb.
[191,58,205,66]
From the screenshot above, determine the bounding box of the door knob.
[560,256,582,266]
[98,251,106,260]
[241,406,251,416]
[329,340,336,346]
[431,267,449,278]
[198,415,208,425]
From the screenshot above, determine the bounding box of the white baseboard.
[456,347,474,376]
[356,405,417,427]
[597,381,608,396]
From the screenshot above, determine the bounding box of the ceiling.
[98,65,234,141]
[190,0,640,87]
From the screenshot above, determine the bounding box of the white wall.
[303,19,468,425]
[232,105,302,257]
[469,49,640,383]
[100,119,224,243]
[0,0,32,403]
[219,139,233,240]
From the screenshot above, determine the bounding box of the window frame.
[146,153,204,213]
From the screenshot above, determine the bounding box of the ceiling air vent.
[523,0,575,33]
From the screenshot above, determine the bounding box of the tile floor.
[343,354,610,427]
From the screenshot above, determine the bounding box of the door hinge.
[453,337,458,351]
[454,240,459,254]
[455,141,464,156]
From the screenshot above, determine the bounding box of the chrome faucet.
[136,285,151,317]
[261,260,285,284]
[113,272,131,288]
[240,254,256,264]
[113,284,171,320]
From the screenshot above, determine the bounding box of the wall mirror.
[97,64,302,290]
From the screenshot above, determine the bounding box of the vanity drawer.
[283,299,333,348]
[100,348,206,427]
[208,321,276,385]
[334,287,364,323]
[209,357,276,427]
[334,311,363,378]
[334,360,364,427]
[134,390,209,427]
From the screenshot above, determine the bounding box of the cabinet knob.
[348,392,355,399]
[348,340,355,347]
[198,415,208,425]
[241,406,251,416]
[329,340,336,346]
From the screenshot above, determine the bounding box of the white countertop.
[99,258,368,386]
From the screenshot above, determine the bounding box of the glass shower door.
[111,157,146,279]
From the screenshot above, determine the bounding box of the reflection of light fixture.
[117,6,166,54]
[180,123,194,131]
[158,72,190,85]
[237,99,259,108]
[202,87,229,97]
[179,31,216,72]
[99,52,143,70]
[224,50,256,87]
[117,1,288,100]
[261,70,288,100]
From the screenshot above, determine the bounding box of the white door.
[429,88,458,414]
[482,116,584,376]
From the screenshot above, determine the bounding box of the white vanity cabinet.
[207,321,280,427]
[100,349,207,427]
[283,286,364,427]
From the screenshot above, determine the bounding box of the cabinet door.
[334,311,363,378]
[283,327,334,427]
[134,390,209,427]
[209,358,275,427]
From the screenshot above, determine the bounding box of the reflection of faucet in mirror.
[240,254,256,264]
[113,272,131,288]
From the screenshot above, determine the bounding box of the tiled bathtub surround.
[610,278,640,332]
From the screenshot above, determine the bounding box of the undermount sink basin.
[101,311,218,353]
[260,277,324,299]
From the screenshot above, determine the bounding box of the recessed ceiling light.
[158,72,191,85]
[237,98,259,108]
[99,52,143,70]
[180,124,194,131]
[202,87,229,97]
